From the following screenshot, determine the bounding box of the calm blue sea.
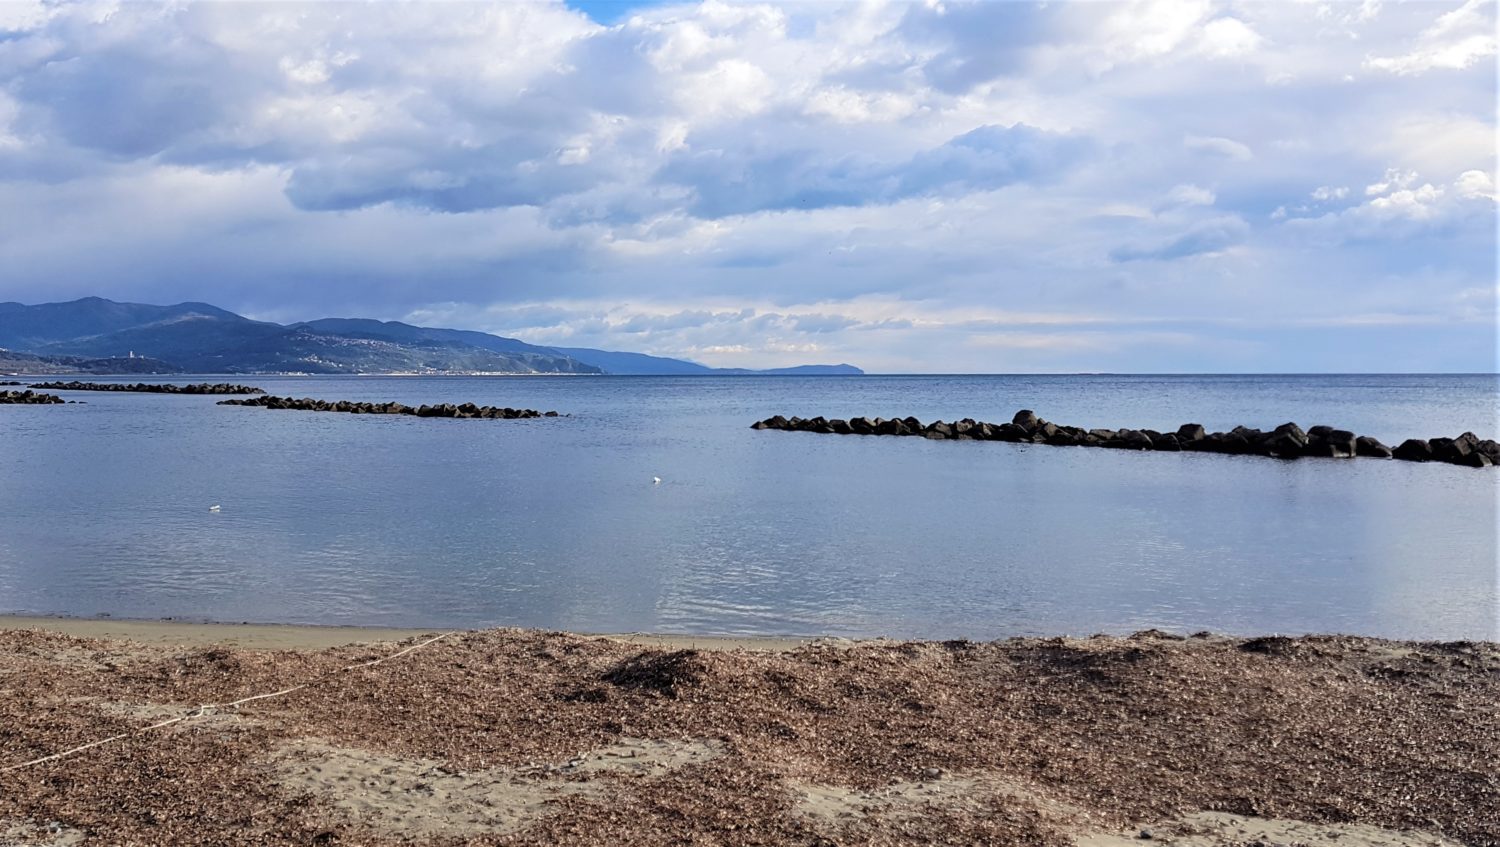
[1,374,1496,640]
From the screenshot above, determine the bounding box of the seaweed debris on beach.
[0,628,1494,846]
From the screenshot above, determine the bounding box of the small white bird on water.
[652,476,662,485]
[209,504,222,512]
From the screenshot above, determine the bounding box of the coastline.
[0,614,815,652]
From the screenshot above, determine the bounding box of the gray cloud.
[1110,217,1251,263]
[659,123,1087,219]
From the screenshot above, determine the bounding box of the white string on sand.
[1,630,458,774]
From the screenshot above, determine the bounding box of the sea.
[1,374,1496,641]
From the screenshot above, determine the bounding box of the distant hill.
[548,347,863,376]
[0,298,863,375]
[6,299,597,375]
[546,347,715,375]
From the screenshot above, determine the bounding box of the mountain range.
[0,298,863,376]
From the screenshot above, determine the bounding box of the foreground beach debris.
[753,409,1500,468]
[218,396,560,419]
[27,382,266,395]
[0,629,1494,846]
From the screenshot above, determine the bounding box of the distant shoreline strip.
[28,381,265,395]
[219,396,560,419]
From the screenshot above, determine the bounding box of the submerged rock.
[0,390,64,405]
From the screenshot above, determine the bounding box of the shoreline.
[0,614,816,652]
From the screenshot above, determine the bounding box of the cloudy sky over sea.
[0,0,1494,372]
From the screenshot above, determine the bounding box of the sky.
[0,0,1495,373]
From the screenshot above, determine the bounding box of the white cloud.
[1365,0,1497,75]
[1094,0,1213,64]
[1455,169,1497,200]
[1311,186,1349,201]
[1367,183,1445,220]
[1196,17,1263,57]
[1366,168,1418,196]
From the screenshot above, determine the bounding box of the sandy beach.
[1,619,1494,846]
[0,616,813,653]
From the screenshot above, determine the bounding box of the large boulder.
[1434,436,1474,465]
[1150,432,1182,451]
[996,423,1028,442]
[1304,429,1356,458]
[1011,410,1039,431]
[1354,435,1393,458]
[1046,430,1080,447]
[1176,423,1206,443]
[1218,432,1252,455]
[1270,422,1308,447]
[1231,426,1264,443]
[1393,439,1433,462]
[925,421,954,439]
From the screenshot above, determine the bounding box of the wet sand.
[0,615,813,652]
[1,625,1494,846]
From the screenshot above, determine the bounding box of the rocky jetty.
[752,409,1498,468]
[219,395,559,419]
[28,381,265,395]
[0,390,64,405]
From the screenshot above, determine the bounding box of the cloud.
[658,123,1089,219]
[1110,216,1249,262]
[0,0,1493,372]
[1455,169,1497,201]
[1365,0,1497,75]
[1183,135,1253,161]
[1367,183,1445,221]
[1366,168,1418,196]
[1164,184,1216,207]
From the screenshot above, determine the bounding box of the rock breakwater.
[28,381,265,394]
[752,409,1498,468]
[219,395,559,419]
[0,390,64,405]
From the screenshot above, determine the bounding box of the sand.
[0,616,811,652]
[0,623,1495,846]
